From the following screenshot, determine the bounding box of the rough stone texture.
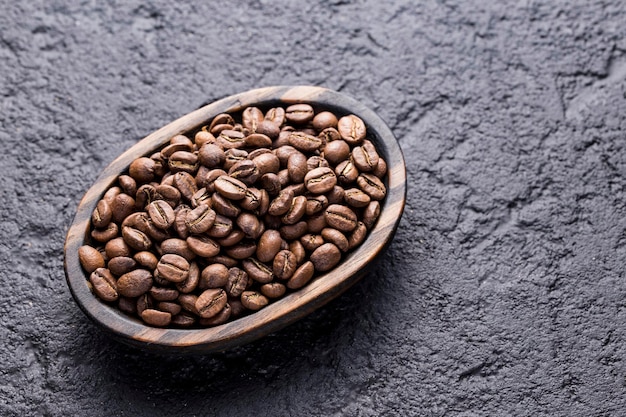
[2,0,626,415]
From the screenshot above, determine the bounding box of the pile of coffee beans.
[78,103,387,328]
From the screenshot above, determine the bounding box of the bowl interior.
[64,85,406,353]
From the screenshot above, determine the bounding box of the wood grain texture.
[63,85,407,353]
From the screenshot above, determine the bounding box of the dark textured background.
[2,1,626,415]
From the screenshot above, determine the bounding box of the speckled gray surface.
[2,1,626,416]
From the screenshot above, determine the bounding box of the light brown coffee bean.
[273,249,297,280]
[89,268,118,302]
[111,193,136,224]
[79,245,105,273]
[256,229,283,263]
[326,185,345,205]
[105,237,131,259]
[287,261,315,289]
[325,204,358,232]
[147,200,176,229]
[226,267,248,297]
[156,184,181,208]
[173,206,191,239]
[373,157,387,178]
[200,264,230,289]
[252,152,280,176]
[195,130,216,147]
[134,184,158,210]
[344,188,371,208]
[306,212,327,234]
[186,235,220,258]
[337,114,366,145]
[312,111,338,131]
[198,143,226,168]
[357,173,386,200]
[196,167,226,191]
[223,148,248,171]
[185,205,216,234]
[157,302,182,316]
[319,127,341,143]
[161,142,192,159]
[173,171,198,201]
[348,221,368,249]
[102,186,121,205]
[242,106,264,132]
[178,294,198,314]
[363,201,381,229]
[335,159,359,184]
[304,167,337,194]
[241,291,269,311]
[240,187,263,211]
[168,151,199,174]
[92,199,112,229]
[211,192,241,218]
[190,187,212,208]
[129,157,156,183]
[133,251,158,270]
[321,228,350,252]
[118,175,137,197]
[310,243,342,272]
[214,175,247,200]
[216,129,246,149]
[285,103,314,124]
[117,269,153,297]
[245,133,272,148]
[156,254,190,283]
[122,226,152,251]
[261,282,286,299]
[265,107,286,127]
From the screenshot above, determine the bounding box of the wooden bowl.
[64,86,406,353]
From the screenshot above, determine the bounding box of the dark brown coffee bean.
[173,171,198,201]
[273,249,297,280]
[141,309,171,327]
[211,192,241,218]
[89,268,118,302]
[279,221,308,240]
[105,237,131,259]
[185,205,216,234]
[92,199,112,229]
[171,313,196,327]
[198,143,226,168]
[117,297,136,315]
[288,131,323,153]
[300,234,324,252]
[260,173,282,196]
[319,127,342,144]
[228,160,259,185]
[245,133,272,148]
[277,168,290,187]
[348,221,368,249]
[195,130,216,147]
[285,103,314,124]
[214,175,247,200]
[133,251,158,270]
[321,228,349,252]
[157,302,182,316]
[226,267,248,297]
[147,200,176,229]
[134,184,158,210]
[323,140,350,165]
[156,184,181,208]
[282,195,307,225]
[357,173,386,200]
[273,144,298,165]
[196,168,226,191]
[176,261,200,293]
[187,187,209,209]
[324,204,358,232]
[252,152,280,176]
[108,256,137,276]
[223,148,248,171]
[352,140,380,173]
[117,269,153,297]
[268,188,294,216]
[344,188,371,208]
[363,201,381,229]
[242,106,264,132]
[326,185,345,205]
[186,235,220,258]
[160,238,196,261]
[255,189,270,216]
[170,134,194,147]
[200,264,229,289]
[209,113,235,132]
[337,114,366,145]
[156,254,190,283]
[265,107,286,127]
[304,212,325,233]
[310,243,342,272]
[198,303,231,326]
[257,229,283,263]
[287,261,315,289]
[111,193,136,224]
[261,282,286,299]
[136,293,154,316]
[118,175,137,197]
[161,142,192,159]
[173,206,191,239]
[303,166,336,194]
[129,157,156,183]
[242,258,274,284]
[305,194,328,215]
[307,155,329,171]
[289,240,306,265]
[225,241,257,260]
[312,111,338,131]
[237,212,264,239]
[168,151,199,174]
[149,286,179,301]
[217,229,246,247]
[241,291,269,311]
[374,157,387,178]
[335,159,359,184]
[216,129,246,149]
[122,226,152,251]
[206,214,233,238]
[79,245,105,273]
[240,187,263,211]
[178,294,198,314]
[287,152,308,183]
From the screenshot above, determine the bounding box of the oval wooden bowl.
[64,86,407,354]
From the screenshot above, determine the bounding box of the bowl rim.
[64,85,407,353]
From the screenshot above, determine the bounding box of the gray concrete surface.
[2,0,626,415]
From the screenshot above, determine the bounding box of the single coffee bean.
[195,130,216,147]
[171,312,197,327]
[217,229,246,247]
[136,293,154,316]
[186,235,220,258]
[252,152,280,176]
[214,175,247,200]
[242,106,264,132]
[237,212,264,239]
[122,226,152,251]
[111,193,136,224]
[344,188,371,208]
[133,251,158,270]
[306,212,327,234]
[326,185,345,205]
[147,200,176,229]
[242,258,274,284]
[216,129,246,149]
[225,267,248,297]
[129,157,156,183]
[319,127,342,143]
[118,175,137,197]
[206,214,233,238]
[117,269,153,297]
[348,221,368,249]
[241,291,269,311]
[256,229,283,263]
[255,189,270,216]
[279,221,309,240]
[156,254,190,283]
[173,171,198,201]
[92,199,112,229]
[265,106,286,127]
[156,184,181,208]
[273,249,297,280]
[168,151,199,174]
[335,159,359,184]
[170,134,194,147]
[105,237,131,259]
[89,268,118,302]
[324,204,358,232]
[173,206,191,239]
[178,294,199,314]
[321,228,350,252]
[161,142,192,159]
[157,302,182,316]
[102,186,121,205]
[268,188,294,216]
[282,195,307,225]
[225,241,258,260]
[274,144,299,166]
[287,152,308,183]
[199,303,232,326]
[198,143,226,168]
[310,243,342,272]
[240,187,263,211]
[160,238,196,261]
[149,286,179,301]
[287,261,315,289]
[209,113,235,132]
[260,173,282,196]
[211,192,241,218]
[312,111,338,131]
[108,256,138,276]
[141,309,171,327]
[300,234,325,252]
[79,245,105,273]
[351,140,380,172]
[362,201,381,229]
[277,168,290,187]
[357,173,386,200]
[285,103,314,124]
[228,160,260,185]
[305,194,328,216]
[337,114,366,145]
[185,204,216,234]
[373,157,387,178]
[190,187,212,208]
[304,167,337,194]
[288,131,323,153]
[289,240,307,265]
[200,263,230,289]
[134,184,158,210]
[223,148,248,171]
[260,282,286,299]
[245,133,273,148]
[307,155,329,172]
[176,261,200,293]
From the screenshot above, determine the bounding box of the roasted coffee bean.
[157,302,182,316]
[374,157,387,178]
[285,103,314,124]
[129,157,156,183]
[312,111,338,131]
[241,291,269,311]
[322,139,350,165]
[245,133,272,148]
[161,142,192,159]
[156,254,190,283]
[118,175,137,197]
[117,269,153,297]
[240,187,263,211]
[357,173,386,200]
[277,169,291,187]
[282,195,307,225]
[289,131,323,153]
[122,226,152,251]
[306,194,328,215]
[225,241,257,260]
[200,264,230,289]
[209,113,235,132]
[223,148,248,171]
[310,243,341,272]
[268,188,294,216]
[325,204,358,232]
[160,238,196,261]
[79,245,106,273]
[273,249,297,280]
[255,119,280,139]
[216,129,246,149]
[136,293,154,316]
[195,130,216,147]
[242,106,264,132]
[178,294,199,314]
[321,228,349,252]
[352,140,380,173]
[283,182,306,196]
[348,221,368,249]
[108,256,137,276]
[147,200,176,229]
[170,134,194,147]
[257,229,283,263]
[255,189,270,216]
[337,114,366,145]
[176,261,200,293]
[265,107,286,127]
[198,143,226,168]
[228,160,259,185]
[326,185,345,205]
[252,152,280,176]
[307,156,329,172]
[287,261,315,289]
[89,268,118,302]
[173,206,191,239]
[105,237,131,259]
[111,193,135,224]
[335,159,359,184]
[168,151,199,174]
[196,167,226,191]
[206,214,233,238]
[141,309,171,327]
[173,171,198,201]
[301,234,325,252]
[190,187,212,208]
[242,258,274,284]
[214,175,247,200]
[279,221,308,240]
[217,229,246,247]
[187,235,220,258]
[225,267,248,297]
[133,251,158,270]
[102,186,121,205]
[289,240,307,265]
[92,199,113,228]
[287,152,308,183]
[260,282,286,299]
[117,297,136,315]
[171,313,196,327]
[198,303,231,326]
[344,188,371,208]
[306,212,327,234]
[211,192,241,218]
[319,127,342,143]
[156,184,181,208]
[150,286,179,301]
[185,204,216,234]
[362,201,381,229]
[134,184,158,210]
[304,167,337,194]
[260,173,282,196]
[237,212,264,239]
